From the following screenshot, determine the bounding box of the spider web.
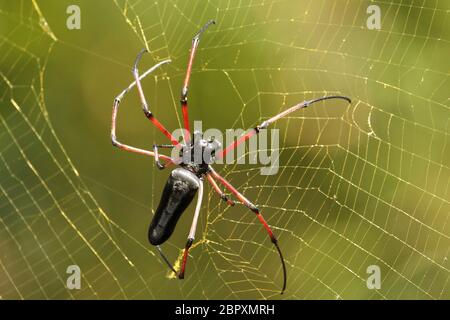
[0,0,449,299]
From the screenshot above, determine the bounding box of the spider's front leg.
[132,50,180,146]
[111,59,173,168]
[216,95,351,160]
[179,20,215,143]
[208,166,287,294]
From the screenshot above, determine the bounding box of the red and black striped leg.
[180,20,215,143]
[209,167,287,294]
[206,173,235,206]
[178,238,193,279]
[111,69,173,167]
[216,95,351,160]
[132,49,180,146]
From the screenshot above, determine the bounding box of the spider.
[111,20,351,294]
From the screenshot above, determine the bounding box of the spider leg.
[216,95,351,160]
[156,245,178,276]
[153,144,175,170]
[111,60,173,166]
[133,50,180,146]
[179,179,204,279]
[208,166,287,294]
[206,173,235,206]
[180,20,216,143]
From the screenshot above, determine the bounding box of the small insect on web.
[110,20,351,294]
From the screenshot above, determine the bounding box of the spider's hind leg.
[156,245,178,276]
[206,173,235,206]
[208,166,287,294]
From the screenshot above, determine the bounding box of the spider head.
[180,131,221,172]
[203,136,222,164]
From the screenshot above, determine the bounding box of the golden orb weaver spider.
[111,20,351,294]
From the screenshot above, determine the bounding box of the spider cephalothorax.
[178,131,222,177]
[111,20,351,294]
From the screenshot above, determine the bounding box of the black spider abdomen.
[148,168,200,245]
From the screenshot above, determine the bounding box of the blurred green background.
[0,0,449,299]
